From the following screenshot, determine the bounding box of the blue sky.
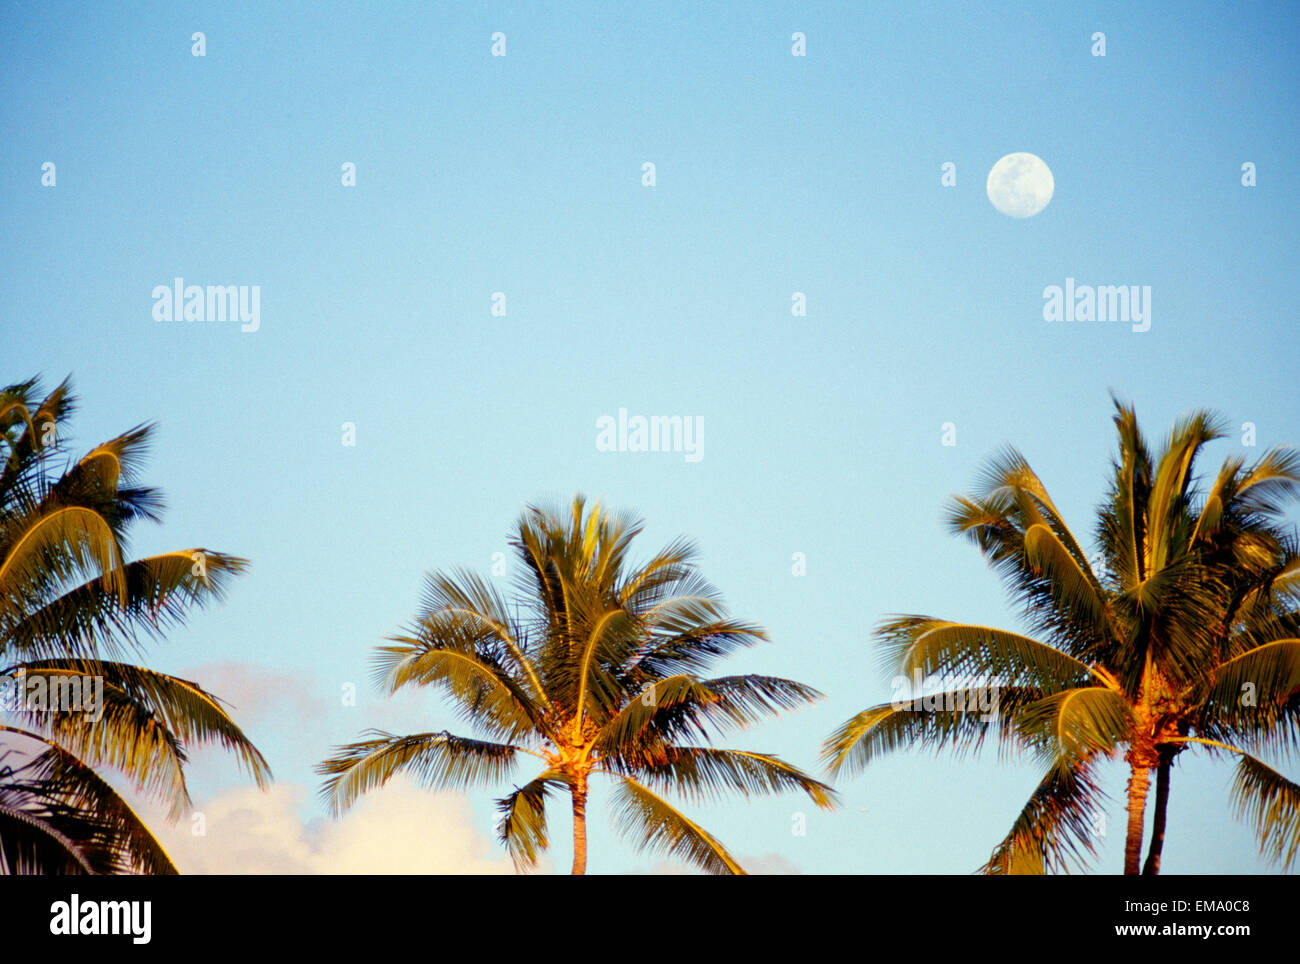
[4,0,1299,873]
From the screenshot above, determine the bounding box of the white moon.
[986,153,1054,218]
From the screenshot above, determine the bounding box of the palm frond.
[877,616,1097,691]
[598,674,822,751]
[629,616,768,679]
[609,774,746,875]
[0,506,127,618]
[980,758,1108,874]
[7,674,193,818]
[6,733,178,874]
[1204,639,1300,738]
[372,636,542,741]
[0,803,95,874]
[821,686,1043,777]
[611,746,835,809]
[1,550,248,663]
[12,660,271,803]
[1015,687,1132,767]
[317,729,519,815]
[1232,448,1300,520]
[495,768,566,870]
[1229,753,1300,870]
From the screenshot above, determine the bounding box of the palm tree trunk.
[1141,751,1172,876]
[1123,762,1151,875]
[570,776,588,875]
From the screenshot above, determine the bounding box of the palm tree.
[823,399,1300,874]
[0,376,271,873]
[318,496,834,874]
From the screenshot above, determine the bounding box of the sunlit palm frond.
[980,759,1108,875]
[495,768,566,870]
[12,660,270,799]
[1144,410,1224,572]
[1204,639,1300,733]
[1,550,247,664]
[612,746,835,809]
[0,506,127,620]
[567,605,641,735]
[629,616,768,680]
[374,637,542,741]
[821,686,1043,777]
[1229,752,1300,870]
[609,774,746,875]
[599,674,822,752]
[876,616,1097,691]
[317,729,521,816]
[616,537,697,610]
[9,680,192,818]
[1015,687,1132,767]
[1232,448,1300,521]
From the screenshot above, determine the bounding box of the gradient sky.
[4,0,1299,873]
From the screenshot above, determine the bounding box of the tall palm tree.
[318,496,834,874]
[0,376,271,873]
[823,400,1300,874]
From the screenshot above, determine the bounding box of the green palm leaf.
[1229,753,1300,870]
[980,760,1108,875]
[878,616,1098,690]
[822,686,1040,777]
[1016,687,1132,766]
[609,774,746,875]
[495,768,566,870]
[0,506,127,618]
[2,550,247,664]
[599,673,822,751]
[613,746,835,809]
[317,730,520,815]
[373,636,542,741]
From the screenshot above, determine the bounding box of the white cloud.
[178,660,330,725]
[740,853,802,875]
[147,776,525,874]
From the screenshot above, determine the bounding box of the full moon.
[986,153,1054,218]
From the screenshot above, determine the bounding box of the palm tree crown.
[319,495,834,873]
[824,400,1300,874]
[0,376,270,874]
